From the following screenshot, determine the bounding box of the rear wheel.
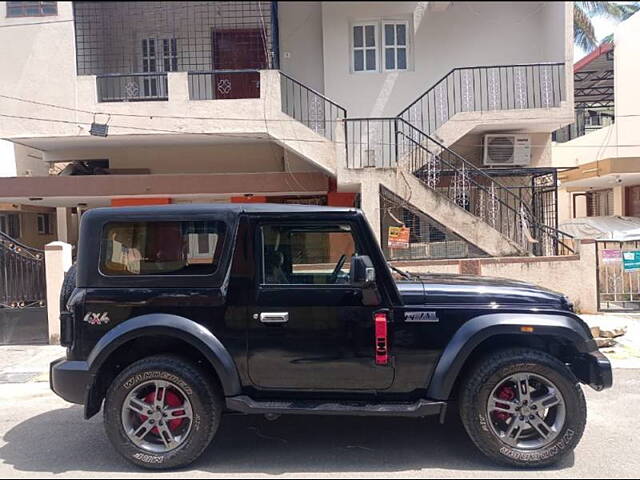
[104,355,221,469]
[459,348,586,467]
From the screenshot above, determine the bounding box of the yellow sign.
[388,226,410,249]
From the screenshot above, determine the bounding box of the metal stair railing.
[279,72,347,142]
[395,118,574,255]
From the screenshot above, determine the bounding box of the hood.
[396,274,570,310]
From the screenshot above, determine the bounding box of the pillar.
[45,241,72,344]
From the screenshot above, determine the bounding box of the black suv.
[51,204,612,469]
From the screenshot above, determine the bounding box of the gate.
[0,231,46,308]
[0,231,48,344]
[596,240,640,311]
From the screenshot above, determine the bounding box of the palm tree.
[599,3,640,44]
[574,2,631,52]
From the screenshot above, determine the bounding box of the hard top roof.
[83,203,360,221]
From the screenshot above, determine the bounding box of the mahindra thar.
[50,204,612,469]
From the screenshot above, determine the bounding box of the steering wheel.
[329,254,348,284]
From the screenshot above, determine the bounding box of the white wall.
[0,140,17,177]
[321,2,568,117]
[278,2,325,92]
[0,1,77,112]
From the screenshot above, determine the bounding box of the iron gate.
[0,231,46,309]
[596,240,640,311]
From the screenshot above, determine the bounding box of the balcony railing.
[188,70,262,100]
[398,63,566,135]
[279,72,347,142]
[96,73,169,103]
[553,108,614,143]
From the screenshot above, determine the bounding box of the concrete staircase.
[274,65,574,257]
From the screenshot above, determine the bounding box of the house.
[0,1,574,260]
[553,13,640,221]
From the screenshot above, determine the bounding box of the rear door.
[246,219,395,391]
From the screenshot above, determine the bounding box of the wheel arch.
[426,313,593,401]
[84,313,241,418]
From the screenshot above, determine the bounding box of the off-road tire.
[459,348,587,468]
[104,355,222,470]
[59,263,77,312]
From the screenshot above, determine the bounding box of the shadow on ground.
[0,406,574,475]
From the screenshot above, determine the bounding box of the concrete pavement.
[0,369,638,478]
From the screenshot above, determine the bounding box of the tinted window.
[262,224,358,285]
[100,221,225,276]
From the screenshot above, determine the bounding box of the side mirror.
[350,255,376,287]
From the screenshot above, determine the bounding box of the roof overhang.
[0,172,329,208]
[559,157,640,190]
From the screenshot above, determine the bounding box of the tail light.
[374,312,389,365]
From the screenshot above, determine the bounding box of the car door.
[246,220,395,391]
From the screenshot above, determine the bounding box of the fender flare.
[87,313,242,398]
[425,313,594,401]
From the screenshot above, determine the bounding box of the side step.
[226,396,447,419]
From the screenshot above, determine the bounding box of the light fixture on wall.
[89,114,111,138]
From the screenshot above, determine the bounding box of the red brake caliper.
[138,390,186,434]
[493,385,516,422]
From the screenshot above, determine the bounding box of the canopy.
[559,216,640,241]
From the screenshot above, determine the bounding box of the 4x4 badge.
[83,312,110,326]
[405,311,439,323]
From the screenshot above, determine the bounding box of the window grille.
[74,2,276,76]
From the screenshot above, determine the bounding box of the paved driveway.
[0,369,638,479]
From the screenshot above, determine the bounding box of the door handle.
[257,312,289,324]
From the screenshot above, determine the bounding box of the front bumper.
[50,357,94,405]
[571,350,613,391]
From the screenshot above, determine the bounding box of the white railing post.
[45,241,73,345]
[168,72,189,102]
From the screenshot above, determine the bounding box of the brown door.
[212,29,267,99]
[626,186,640,217]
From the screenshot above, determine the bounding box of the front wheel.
[459,348,587,468]
[104,355,222,469]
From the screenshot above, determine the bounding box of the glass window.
[262,224,358,285]
[6,1,57,17]
[37,213,52,235]
[100,221,226,276]
[0,214,20,238]
[383,22,409,71]
[352,23,377,72]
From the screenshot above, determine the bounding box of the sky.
[574,4,635,61]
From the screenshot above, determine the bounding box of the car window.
[100,221,226,276]
[261,224,358,285]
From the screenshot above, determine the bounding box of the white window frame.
[351,22,379,74]
[382,20,410,72]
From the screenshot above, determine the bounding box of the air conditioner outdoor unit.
[483,134,531,167]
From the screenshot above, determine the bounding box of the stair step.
[226,396,447,418]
